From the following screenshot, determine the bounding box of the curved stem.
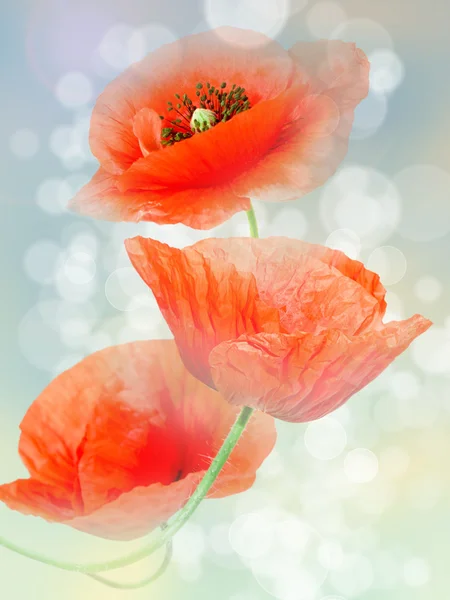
[0,407,254,574]
[87,538,173,589]
[246,205,259,238]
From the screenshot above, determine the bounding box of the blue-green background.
[1,1,449,598]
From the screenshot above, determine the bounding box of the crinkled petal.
[125,238,284,387]
[127,237,384,350]
[209,315,432,422]
[90,27,295,174]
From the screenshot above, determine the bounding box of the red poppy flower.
[0,340,276,540]
[70,28,369,229]
[125,237,432,423]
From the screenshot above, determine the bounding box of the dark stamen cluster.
[159,81,251,147]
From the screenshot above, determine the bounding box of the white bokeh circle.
[204,0,290,43]
[325,229,361,259]
[369,49,404,95]
[128,24,178,62]
[411,328,450,375]
[64,251,96,285]
[268,208,309,239]
[394,165,450,241]
[403,558,430,587]
[367,246,407,286]
[304,417,347,461]
[55,71,93,108]
[331,18,393,54]
[23,240,61,284]
[105,267,153,311]
[306,1,347,39]
[350,89,388,139]
[320,166,401,247]
[344,448,379,483]
[414,276,442,303]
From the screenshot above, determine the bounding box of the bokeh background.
[1,0,449,598]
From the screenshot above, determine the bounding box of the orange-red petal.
[209,315,432,422]
[69,168,250,229]
[90,27,295,175]
[117,85,303,193]
[230,40,369,202]
[0,340,276,539]
[125,238,284,387]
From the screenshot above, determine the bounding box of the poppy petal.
[69,168,250,229]
[209,315,432,423]
[132,108,162,155]
[125,237,385,377]
[90,27,295,175]
[1,340,276,539]
[230,41,369,202]
[125,238,284,387]
[117,86,302,193]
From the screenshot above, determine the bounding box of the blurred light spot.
[317,540,344,570]
[55,265,96,303]
[390,370,420,400]
[36,178,72,214]
[331,18,393,54]
[52,354,84,376]
[367,246,407,285]
[10,128,39,159]
[330,553,373,597]
[59,317,92,348]
[231,509,327,600]
[383,290,404,322]
[350,89,388,139]
[97,23,136,70]
[128,24,178,62]
[321,167,401,247]
[325,229,361,259]
[229,512,274,559]
[395,165,450,241]
[403,558,430,587]
[172,523,206,565]
[306,2,347,38]
[411,328,450,374]
[64,252,96,284]
[204,0,289,43]
[24,240,61,284]
[105,267,153,311]
[55,72,93,108]
[86,332,113,353]
[344,448,378,483]
[209,523,235,556]
[379,446,410,479]
[304,417,347,461]
[369,49,404,95]
[268,208,308,239]
[68,232,98,257]
[414,276,442,303]
[125,297,167,334]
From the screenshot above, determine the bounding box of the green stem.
[0,204,260,576]
[246,205,259,238]
[87,538,173,589]
[0,407,254,574]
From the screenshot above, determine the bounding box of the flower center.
[159,81,251,147]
